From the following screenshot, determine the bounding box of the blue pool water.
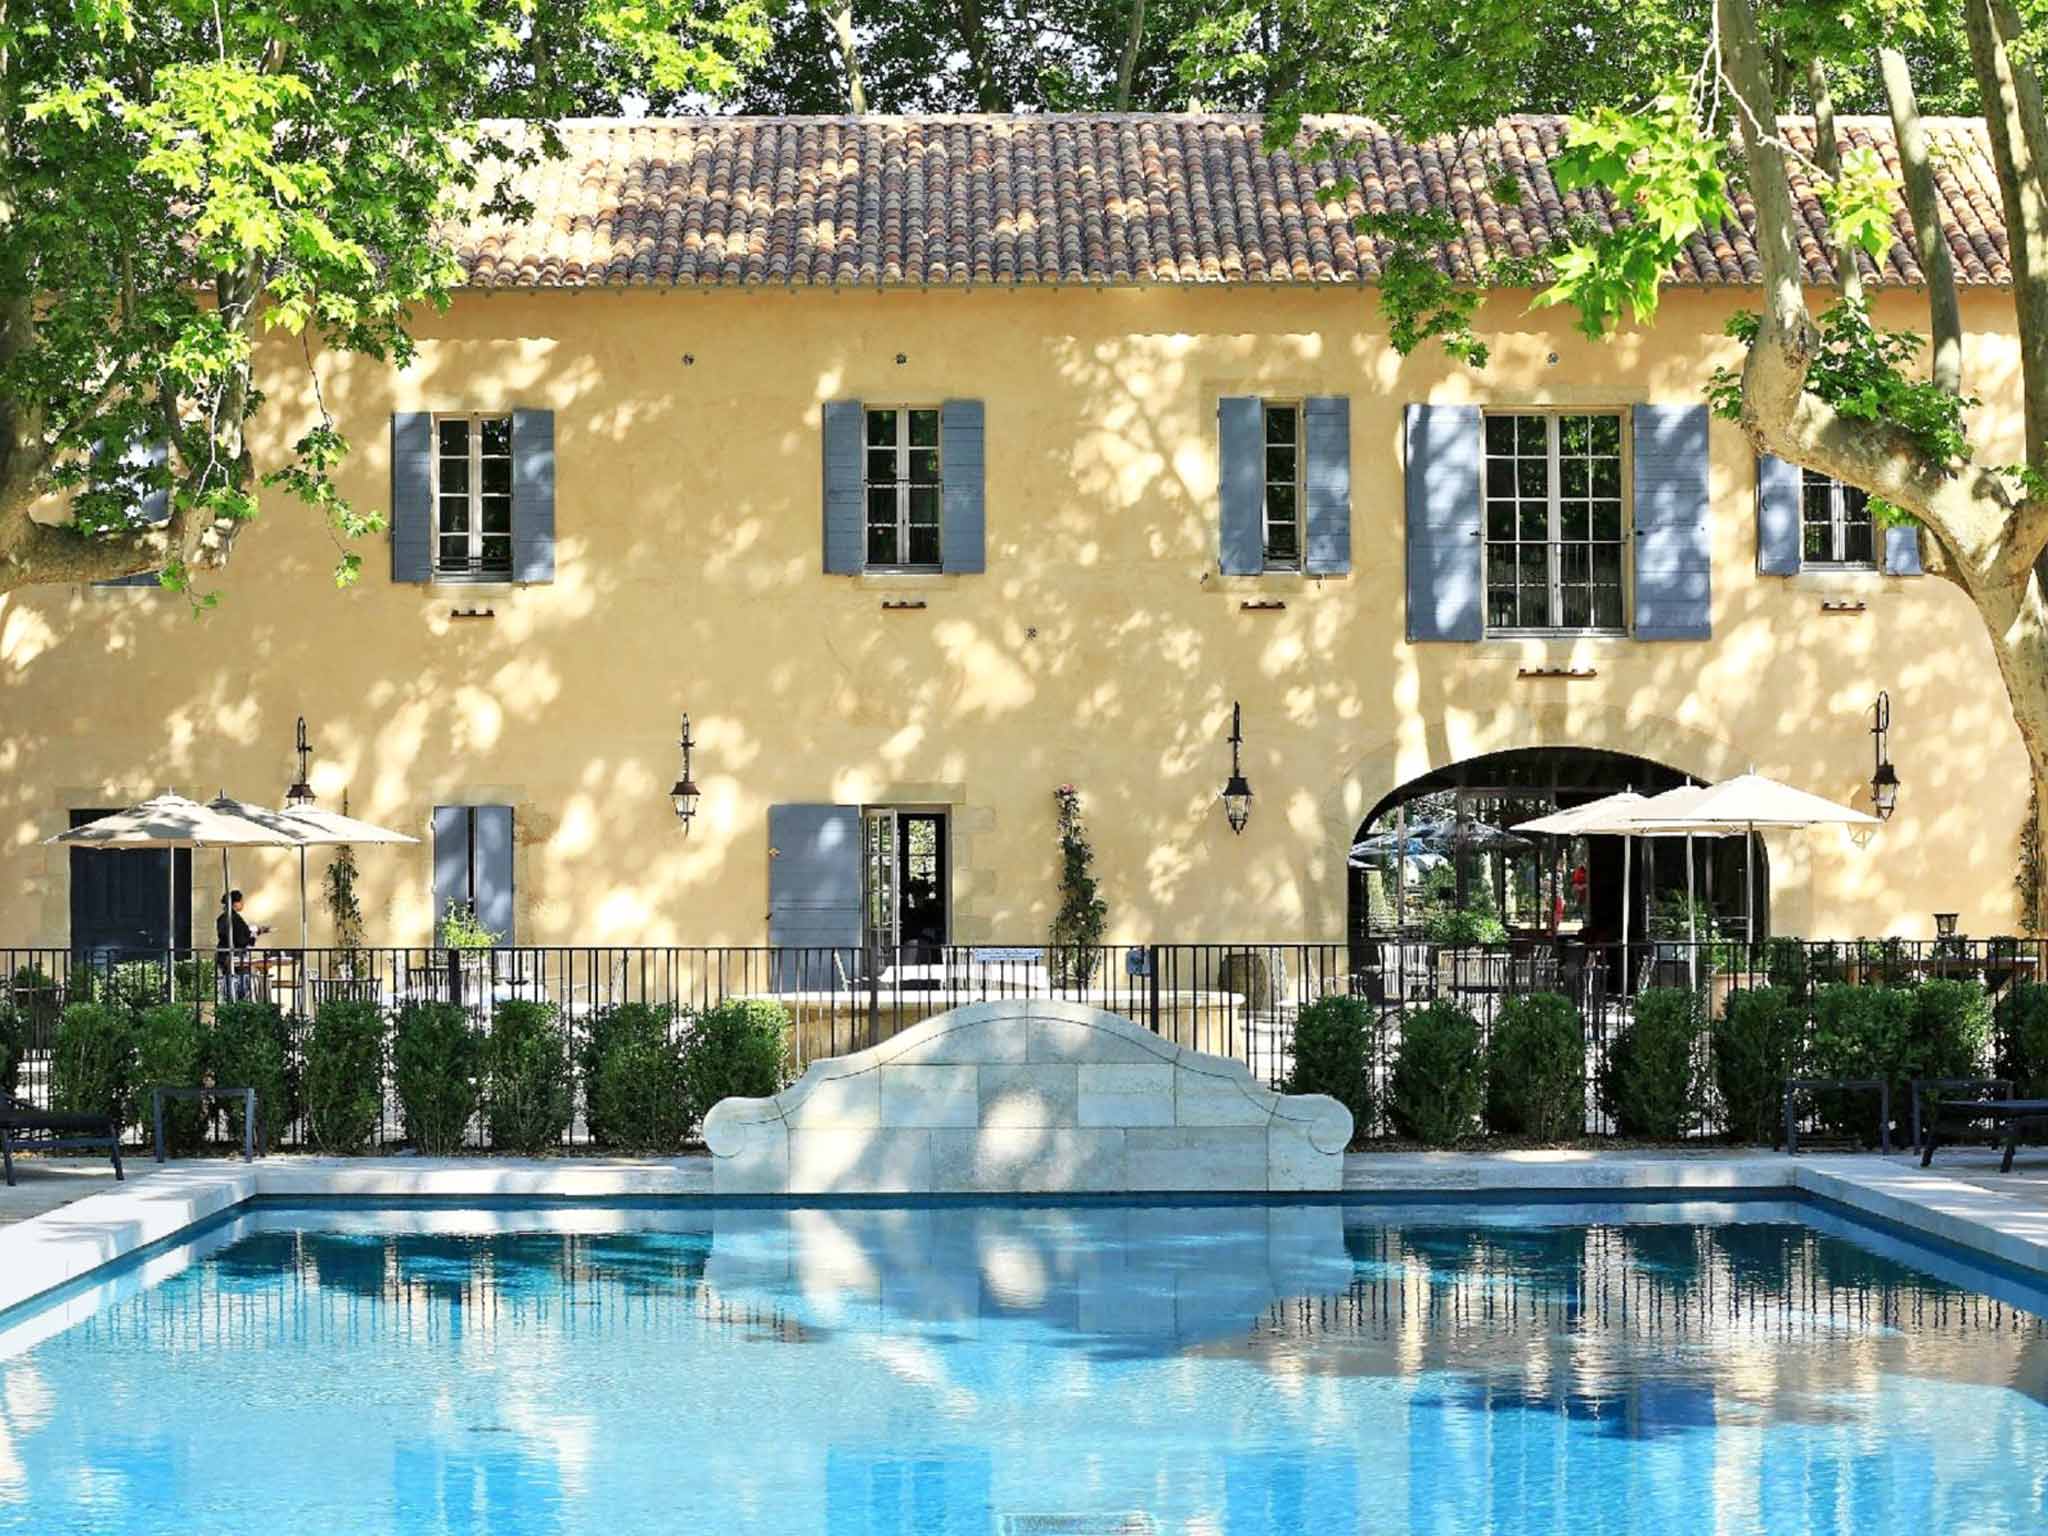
[1,1196,2045,1535]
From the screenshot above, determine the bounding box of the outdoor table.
[151,1084,261,1163]
[1919,1097,2048,1172]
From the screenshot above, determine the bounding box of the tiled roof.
[453,113,2012,290]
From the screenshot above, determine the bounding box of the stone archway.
[1298,703,1806,940]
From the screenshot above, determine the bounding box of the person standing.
[215,891,268,1001]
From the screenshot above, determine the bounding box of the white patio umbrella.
[1516,790,1647,957]
[1627,772,1880,946]
[46,793,307,974]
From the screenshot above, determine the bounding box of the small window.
[1262,403,1301,569]
[863,808,949,962]
[864,407,942,570]
[1800,468,1876,567]
[1483,410,1627,635]
[434,414,514,581]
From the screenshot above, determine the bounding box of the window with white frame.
[864,407,942,569]
[435,414,514,579]
[1801,467,1876,566]
[1483,410,1627,633]
[1262,402,1301,569]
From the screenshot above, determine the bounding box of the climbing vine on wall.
[1050,784,1108,985]
[2020,784,2044,937]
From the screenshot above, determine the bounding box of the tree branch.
[1808,57,1864,308]
[817,0,865,114]
[1115,0,1147,112]
[1880,47,1963,395]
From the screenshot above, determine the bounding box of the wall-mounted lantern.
[1219,701,1253,836]
[1870,691,1899,821]
[284,716,315,810]
[670,714,702,832]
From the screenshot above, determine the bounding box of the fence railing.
[4,936,2042,1151]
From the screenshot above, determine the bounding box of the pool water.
[2,1197,2046,1535]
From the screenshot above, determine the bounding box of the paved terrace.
[9,1145,2048,1324]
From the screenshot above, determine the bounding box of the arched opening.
[1346,746,1768,961]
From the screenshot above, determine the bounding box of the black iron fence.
[4,936,2043,1151]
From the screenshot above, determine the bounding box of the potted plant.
[439,900,502,995]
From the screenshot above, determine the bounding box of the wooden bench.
[1919,1096,2048,1173]
[1,1094,124,1186]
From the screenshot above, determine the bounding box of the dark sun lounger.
[1919,1097,2048,1173]
[1,1095,124,1186]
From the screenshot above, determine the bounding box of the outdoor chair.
[1,1094,123,1187]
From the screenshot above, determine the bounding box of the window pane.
[480,496,512,535]
[480,417,512,456]
[1487,500,1517,540]
[1558,501,1589,541]
[866,409,898,448]
[867,523,898,566]
[1265,521,1299,563]
[1591,456,1621,499]
[1804,520,1830,561]
[908,485,940,528]
[1485,416,1516,455]
[867,448,898,486]
[480,534,512,569]
[866,485,897,527]
[1558,543,1590,587]
[1561,584,1591,630]
[1486,459,1516,498]
[1265,445,1297,484]
[1265,483,1296,525]
[1487,546,1518,628]
[1591,500,1622,541]
[1843,519,1875,564]
[1265,405,1297,445]
[1589,414,1622,454]
[1519,544,1549,591]
[906,523,941,566]
[1516,415,1546,454]
[1516,456,1547,499]
[908,410,939,448]
[1560,456,1589,497]
[438,536,468,567]
[438,495,469,533]
[438,420,470,455]
[1592,581,1624,629]
[1559,415,1592,455]
[908,448,940,485]
[1518,500,1547,539]
[1519,583,1549,629]
[439,457,470,495]
[481,458,512,496]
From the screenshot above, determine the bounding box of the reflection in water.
[0,1199,2044,1535]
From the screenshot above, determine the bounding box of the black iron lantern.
[1870,691,1899,821]
[670,714,701,831]
[1220,701,1253,835]
[284,715,315,809]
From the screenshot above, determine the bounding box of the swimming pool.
[1,1195,2044,1534]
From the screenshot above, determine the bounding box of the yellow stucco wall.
[0,284,2029,946]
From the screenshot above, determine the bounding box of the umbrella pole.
[1686,832,1699,994]
[1620,834,1633,993]
[299,845,311,1015]
[1746,821,1756,949]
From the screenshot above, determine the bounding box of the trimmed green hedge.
[484,1001,573,1155]
[585,1003,689,1152]
[0,1000,24,1099]
[393,1001,480,1155]
[1282,995,1376,1141]
[207,1002,291,1148]
[1600,988,1702,1140]
[1998,981,2048,1095]
[135,1002,207,1155]
[1387,1001,1483,1147]
[304,999,387,1154]
[1713,986,1802,1144]
[678,1000,790,1136]
[1485,992,1586,1141]
[50,1002,135,1121]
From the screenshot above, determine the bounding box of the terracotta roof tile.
[453,113,2015,290]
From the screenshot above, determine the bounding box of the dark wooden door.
[68,809,192,960]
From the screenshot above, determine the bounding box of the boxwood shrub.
[393,1000,480,1155]
[1599,988,1702,1140]
[1281,995,1377,1141]
[206,1002,292,1149]
[1997,981,2048,1095]
[484,1001,573,1155]
[677,1000,791,1137]
[1386,1000,1484,1147]
[303,999,388,1155]
[0,999,24,1099]
[1485,992,1586,1141]
[135,1002,208,1156]
[586,1003,690,1152]
[1712,985,1802,1144]
[50,1001,136,1121]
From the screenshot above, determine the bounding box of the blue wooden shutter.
[1303,396,1352,575]
[96,439,171,588]
[822,400,865,574]
[1884,524,1926,575]
[391,412,434,583]
[1632,404,1713,640]
[941,399,986,573]
[1217,396,1263,575]
[768,804,862,987]
[1403,404,1483,641]
[511,409,555,583]
[1756,454,1802,575]
[473,805,515,943]
[431,805,470,937]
